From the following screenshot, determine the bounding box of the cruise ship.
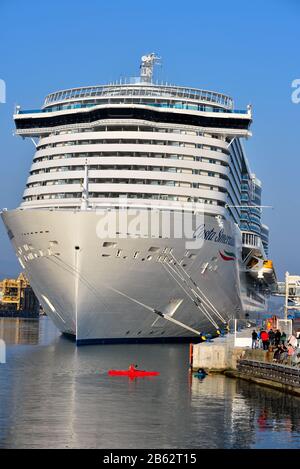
[1,54,276,344]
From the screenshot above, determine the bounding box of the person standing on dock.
[257,329,262,348]
[287,334,297,349]
[268,329,275,346]
[252,330,258,349]
[260,330,269,351]
[274,329,281,346]
[287,344,295,363]
[281,331,287,345]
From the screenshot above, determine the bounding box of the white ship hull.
[2,209,244,344]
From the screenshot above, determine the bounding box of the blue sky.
[0,0,299,279]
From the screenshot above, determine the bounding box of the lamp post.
[227,317,238,336]
[284,271,289,321]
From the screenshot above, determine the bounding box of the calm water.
[0,317,300,449]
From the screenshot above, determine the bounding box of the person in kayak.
[128,364,138,372]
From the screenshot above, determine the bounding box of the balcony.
[242,231,262,250]
[250,206,261,216]
[249,215,261,224]
[249,224,261,235]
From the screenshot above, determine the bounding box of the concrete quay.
[190,328,255,372]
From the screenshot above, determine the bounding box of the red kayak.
[108,370,160,377]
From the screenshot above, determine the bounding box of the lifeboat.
[247,259,276,285]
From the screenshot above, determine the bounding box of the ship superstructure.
[1,54,275,343]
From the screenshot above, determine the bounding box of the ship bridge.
[14,54,251,138]
[42,82,235,111]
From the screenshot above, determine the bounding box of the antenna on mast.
[140,53,161,83]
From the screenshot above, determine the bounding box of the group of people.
[251,328,286,350]
[251,328,300,365]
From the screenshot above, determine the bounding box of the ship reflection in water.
[0,318,40,345]
[0,317,299,449]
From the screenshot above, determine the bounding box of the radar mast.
[140,53,161,83]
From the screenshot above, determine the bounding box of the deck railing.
[43,84,234,109]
